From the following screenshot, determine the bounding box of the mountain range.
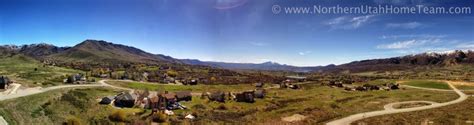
[1,39,473,73]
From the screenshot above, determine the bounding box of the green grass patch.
[0,88,121,125]
[403,80,451,90]
[454,85,474,90]
[106,80,257,92]
[0,55,83,87]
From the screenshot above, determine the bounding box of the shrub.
[191,104,206,110]
[109,110,127,122]
[217,104,227,110]
[65,116,82,125]
[151,113,168,123]
[166,70,178,77]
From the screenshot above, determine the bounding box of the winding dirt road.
[0,80,118,125]
[326,81,469,125]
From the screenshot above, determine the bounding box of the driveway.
[326,81,468,125]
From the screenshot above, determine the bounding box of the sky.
[0,0,473,66]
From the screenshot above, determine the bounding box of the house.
[355,86,367,91]
[99,96,115,105]
[343,85,356,91]
[165,77,175,83]
[161,91,191,110]
[100,74,109,78]
[175,91,192,102]
[74,74,86,81]
[184,79,198,85]
[289,84,301,89]
[65,74,87,84]
[363,84,380,90]
[149,95,167,112]
[254,89,265,98]
[208,91,226,102]
[0,76,10,89]
[189,79,198,85]
[255,83,264,88]
[285,76,307,82]
[163,92,177,104]
[386,83,400,90]
[280,82,288,88]
[235,91,255,103]
[136,97,150,109]
[114,92,137,108]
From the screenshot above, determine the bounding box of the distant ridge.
[1,40,473,73]
[181,59,324,72]
[324,50,474,73]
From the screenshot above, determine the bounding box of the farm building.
[114,92,137,108]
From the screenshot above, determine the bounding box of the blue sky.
[0,0,473,66]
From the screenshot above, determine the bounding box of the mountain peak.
[261,61,281,65]
[77,39,111,46]
[47,39,180,64]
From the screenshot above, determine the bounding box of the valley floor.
[1,79,470,124]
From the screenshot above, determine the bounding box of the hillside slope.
[323,50,474,73]
[47,40,181,64]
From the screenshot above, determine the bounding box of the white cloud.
[380,34,446,39]
[386,22,424,29]
[456,42,474,49]
[325,15,376,30]
[298,51,312,55]
[376,36,473,55]
[377,39,440,49]
[249,41,267,46]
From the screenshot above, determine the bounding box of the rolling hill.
[46,40,181,64]
[323,50,474,73]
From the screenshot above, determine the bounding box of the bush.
[166,70,178,77]
[109,110,127,122]
[64,116,82,125]
[151,113,168,123]
[217,104,227,110]
[191,104,206,110]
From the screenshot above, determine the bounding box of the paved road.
[326,81,468,125]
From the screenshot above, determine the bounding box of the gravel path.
[326,81,468,125]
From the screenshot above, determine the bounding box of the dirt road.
[326,81,468,125]
[0,83,105,101]
[0,81,112,125]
